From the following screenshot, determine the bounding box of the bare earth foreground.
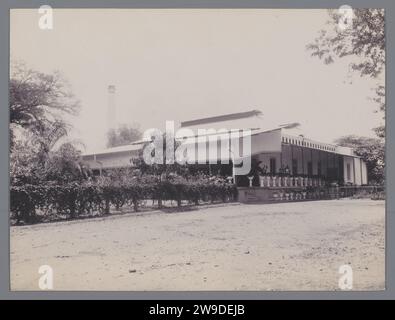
[10,199,385,291]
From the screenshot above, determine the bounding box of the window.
[307,161,313,176]
[270,157,276,174]
[317,161,322,176]
[292,159,298,175]
[347,163,351,181]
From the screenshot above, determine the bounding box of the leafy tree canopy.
[10,61,79,151]
[307,8,384,78]
[307,8,385,138]
[10,61,84,184]
[43,142,90,183]
[106,123,142,148]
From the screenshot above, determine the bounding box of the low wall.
[237,185,384,203]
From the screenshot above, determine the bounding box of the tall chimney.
[107,85,116,131]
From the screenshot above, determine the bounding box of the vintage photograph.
[9,8,385,291]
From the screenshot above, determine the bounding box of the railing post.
[259,175,265,187]
[248,176,254,187]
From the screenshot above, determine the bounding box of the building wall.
[292,146,303,174]
[256,146,329,176]
[353,157,362,185]
[311,149,318,175]
[262,150,368,185]
[345,155,368,185]
[279,145,338,177]
[343,156,355,183]
[255,145,362,184]
[82,151,137,170]
[256,152,281,174]
[280,144,292,170]
[345,157,368,186]
[361,160,368,185]
[352,157,369,185]
[251,129,282,155]
[81,139,369,185]
[320,150,328,177]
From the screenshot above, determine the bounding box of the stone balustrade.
[238,184,379,204]
[255,175,324,188]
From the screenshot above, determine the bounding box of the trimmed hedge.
[10,180,237,224]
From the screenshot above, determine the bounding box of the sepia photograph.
[9,8,385,291]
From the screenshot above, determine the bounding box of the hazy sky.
[10,9,384,152]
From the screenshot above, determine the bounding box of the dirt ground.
[10,199,385,291]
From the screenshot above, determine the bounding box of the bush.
[10,178,237,224]
[10,184,46,223]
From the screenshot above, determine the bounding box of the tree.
[10,61,79,150]
[29,119,69,164]
[307,9,384,77]
[10,138,42,185]
[43,143,90,183]
[106,123,142,148]
[307,8,385,137]
[10,134,88,185]
[334,135,384,184]
[9,61,84,186]
[372,84,385,139]
[134,132,187,180]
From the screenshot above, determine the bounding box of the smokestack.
[107,85,116,131]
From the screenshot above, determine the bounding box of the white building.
[82,110,368,186]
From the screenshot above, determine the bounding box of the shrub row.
[10,180,238,224]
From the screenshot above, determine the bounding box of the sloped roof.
[83,143,144,157]
[181,110,262,127]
